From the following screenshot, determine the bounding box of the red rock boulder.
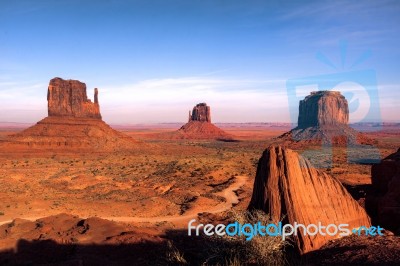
[248,146,371,254]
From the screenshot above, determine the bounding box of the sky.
[0,0,399,124]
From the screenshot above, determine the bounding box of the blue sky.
[0,0,399,123]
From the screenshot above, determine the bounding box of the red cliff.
[47,77,101,119]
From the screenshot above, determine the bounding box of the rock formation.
[0,214,163,265]
[189,103,211,123]
[155,103,233,140]
[298,91,348,128]
[367,148,400,234]
[4,77,136,151]
[173,103,233,140]
[279,91,374,145]
[248,146,371,254]
[47,78,101,119]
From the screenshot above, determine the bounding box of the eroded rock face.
[189,103,211,123]
[47,77,101,119]
[168,103,234,140]
[279,91,374,145]
[298,91,348,128]
[4,77,137,151]
[367,148,400,234]
[248,146,371,254]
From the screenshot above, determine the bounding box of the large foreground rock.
[248,146,371,254]
[367,148,400,234]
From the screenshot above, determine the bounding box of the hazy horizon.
[1,0,399,124]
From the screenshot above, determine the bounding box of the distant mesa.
[4,77,136,151]
[298,91,348,128]
[153,102,234,141]
[188,103,211,123]
[367,148,400,235]
[177,103,234,140]
[248,145,371,254]
[279,90,375,145]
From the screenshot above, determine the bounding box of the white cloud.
[1,76,397,123]
[99,77,290,123]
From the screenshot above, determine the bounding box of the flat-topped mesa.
[47,77,101,119]
[298,90,348,128]
[189,103,211,123]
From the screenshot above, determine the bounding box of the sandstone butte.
[367,148,400,234]
[47,77,101,119]
[4,77,136,151]
[160,103,234,140]
[279,91,374,145]
[248,145,371,254]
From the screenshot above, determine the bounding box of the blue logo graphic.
[286,41,382,167]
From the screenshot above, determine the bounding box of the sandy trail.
[0,175,248,227]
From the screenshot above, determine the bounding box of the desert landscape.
[0,78,398,265]
[1,1,399,265]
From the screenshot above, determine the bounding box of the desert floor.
[0,123,399,264]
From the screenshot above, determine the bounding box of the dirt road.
[0,175,248,227]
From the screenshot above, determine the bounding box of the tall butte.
[248,145,371,254]
[6,77,135,151]
[174,103,234,140]
[47,77,101,119]
[279,91,374,145]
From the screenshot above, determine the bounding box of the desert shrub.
[165,240,187,265]
[205,210,290,266]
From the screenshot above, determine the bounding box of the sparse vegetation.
[165,240,188,265]
[200,210,291,265]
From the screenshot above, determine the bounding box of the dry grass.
[203,210,291,266]
[165,240,188,265]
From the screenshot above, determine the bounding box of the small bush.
[206,210,290,265]
[165,241,187,265]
